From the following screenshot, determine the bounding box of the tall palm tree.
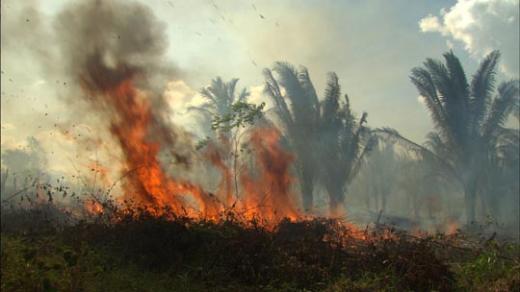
[263,63,320,212]
[379,50,519,224]
[317,73,375,215]
[264,64,373,214]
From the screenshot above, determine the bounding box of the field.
[1,205,519,292]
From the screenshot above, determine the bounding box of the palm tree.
[264,64,374,214]
[317,73,375,215]
[263,63,320,212]
[361,141,399,214]
[190,77,250,141]
[378,50,519,224]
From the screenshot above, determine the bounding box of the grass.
[1,204,519,292]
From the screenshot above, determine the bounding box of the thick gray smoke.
[52,0,193,167]
[54,0,173,90]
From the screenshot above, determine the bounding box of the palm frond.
[443,50,469,104]
[263,68,294,130]
[237,87,250,102]
[423,58,455,105]
[186,103,215,117]
[482,80,520,140]
[410,67,451,141]
[227,78,239,103]
[321,72,341,125]
[298,66,321,122]
[200,76,249,118]
[470,50,500,128]
[200,87,218,105]
[421,54,471,151]
[372,127,460,181]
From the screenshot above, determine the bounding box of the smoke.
[53,0,192,159]
[1,0,300,220]
[50,0,225,213]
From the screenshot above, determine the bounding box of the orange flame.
[86,161,111,186]
[205,143,233,206]
[444,218,459,235]
[84,199,103,215]
[238,127,300,223]
[75,52,356,229]
[78,53,221,218]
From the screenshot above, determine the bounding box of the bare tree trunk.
[464,183,477,224]
[483,188,500,222]
[301,170,314,213]
[325,182,344,216]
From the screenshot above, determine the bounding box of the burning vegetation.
[46,0,305,224]
[1,0,519,291]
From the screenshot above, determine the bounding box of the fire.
[205,143,233,206]
[71,50,356,232]
[84,199,103,215]
[444,218,459,235]
[78,52,221,218]
[238,127,300,223]
[71,46,307,227]
[86,161,111,186]
[204,127,301,225]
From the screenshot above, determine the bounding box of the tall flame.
[239,127,300,223]
[205,143,233,206]
[79,53,221,217]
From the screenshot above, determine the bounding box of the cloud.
[419,0,519,77]
[419,15,444,33]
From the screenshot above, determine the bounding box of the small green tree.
[198,101,265,205]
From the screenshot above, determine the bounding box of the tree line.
[1,50,518,227]
[192,50,519,226]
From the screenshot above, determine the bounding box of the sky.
[1,0,519,174]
